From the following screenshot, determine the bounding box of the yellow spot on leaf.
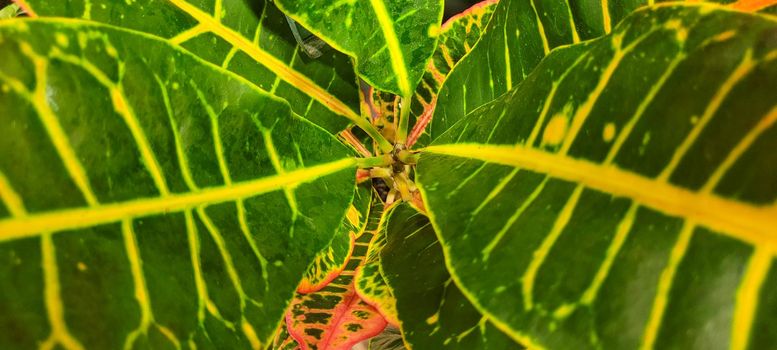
[603,122,616,142]
[426,313,439,325]
[553,303,575,320]
[346,205,361,227]
[712,30,736,43]
[78,32,88,49]
[55,33,69,48]
[105,44,118,58]
[664,19,688,41]
[543,114,568,146]
[428,24,440,37]
[77,262,87,271]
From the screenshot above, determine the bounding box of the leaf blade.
[273,0,444,96]
[417,4,777,349]
[18,0,362,132]
[0,18,356,348]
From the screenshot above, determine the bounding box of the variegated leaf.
[299,185,372,293]
[429,0,777,142]
[0,19,356,348]
[18,0,362,133]
[418,4,777,349]
[273,0,444,97]
[286,199,388,350]
[380,204,523,349]
[408,0,498,148]
[354,218,399,326]
[271,319,301,350]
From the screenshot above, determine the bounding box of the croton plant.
[0,0,775,349]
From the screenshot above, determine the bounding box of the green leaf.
[407,0,498,148]
[428,0,764,142]
[0,19,356,348]
[18,0,363,133]
[286,199,388,350]
[418,4,777,349]
[273,0,444,97]
[380,204,523,349]
[299,184,372,293]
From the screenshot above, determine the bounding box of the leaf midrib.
[164,0,362,122]
[423,144,777,250]
[0,158,356,241]
[368,0,411,96]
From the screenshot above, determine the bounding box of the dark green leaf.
[0,19,356,348]
[381,204,523,349]
[428,0,764,142]
[273,0,444,97]
[418,4,777,349]
[19,0,362,133]
[407,0,498,148]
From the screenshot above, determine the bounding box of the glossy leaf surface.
[408,0,497,148]
[0,19,356,348]
[286,200,387,350]
[380,205,522,349]
[274,0,444,96]
[418,5,777,349]
[428,0,765,141]
[19,0,362,133]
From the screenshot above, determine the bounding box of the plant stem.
[395,95,412,145]
[355,154,394,168]
[396,150,420,164]
[369,168,393,178]
[351,115,394,153]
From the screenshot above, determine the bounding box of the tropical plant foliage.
[0,0,775,349]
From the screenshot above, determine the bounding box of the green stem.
[369,168,393,178]
[351,115,394,153]
[396,150,420,164]
[355,154,394,168]
[395,95,411,145]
